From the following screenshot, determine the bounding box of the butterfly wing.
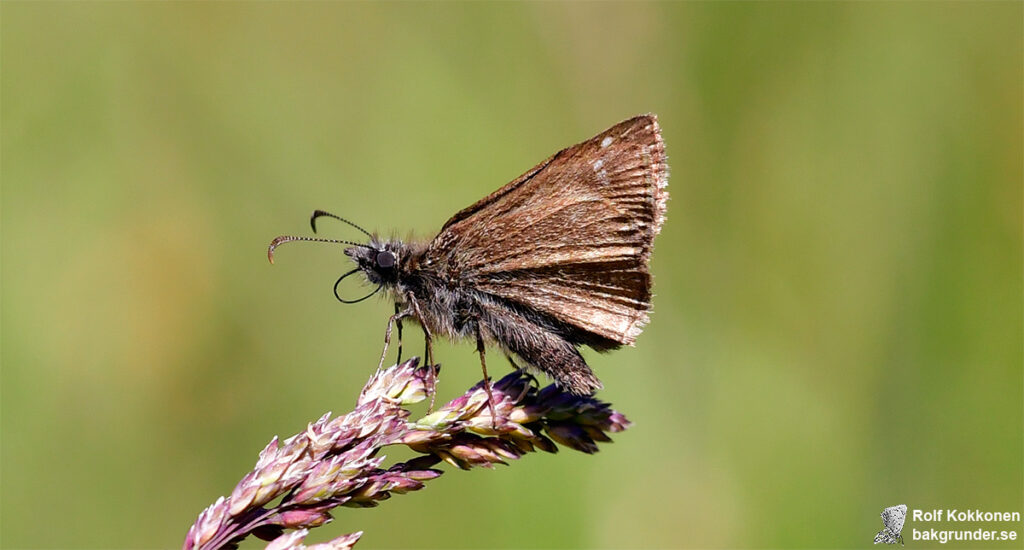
[882,505,907,535]
[427,114,668,345]
[874,505,907,545]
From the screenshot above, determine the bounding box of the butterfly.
[270,114,668,411]
[874,504,907,545]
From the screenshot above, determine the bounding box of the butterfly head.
[344,240,401,286]
[268,210,406,304]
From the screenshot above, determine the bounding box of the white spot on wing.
[600,136,613,148]
[592,159,604,171]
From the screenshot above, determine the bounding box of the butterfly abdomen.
[479,300,602,395]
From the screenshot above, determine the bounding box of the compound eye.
[376,250,396,269]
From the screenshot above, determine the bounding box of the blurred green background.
[2,3,1021,549]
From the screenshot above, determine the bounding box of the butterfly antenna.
[334,268,382,304]
[267,235,370,264]
[310,210,373,238]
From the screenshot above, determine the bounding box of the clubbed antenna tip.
[310,210,373,238]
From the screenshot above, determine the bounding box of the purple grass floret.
[183,359,631,550]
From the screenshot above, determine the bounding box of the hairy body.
[350,238,607,394]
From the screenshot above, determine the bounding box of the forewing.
[427,114,668,345]
[882,505,907,535]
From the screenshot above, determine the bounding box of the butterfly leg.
[405,294,437,410]
[475,328,498,426]
[394,302,404,364]
[405,296,434,367]
[377,307,412,373]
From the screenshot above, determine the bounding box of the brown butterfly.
[270,114,668,406]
